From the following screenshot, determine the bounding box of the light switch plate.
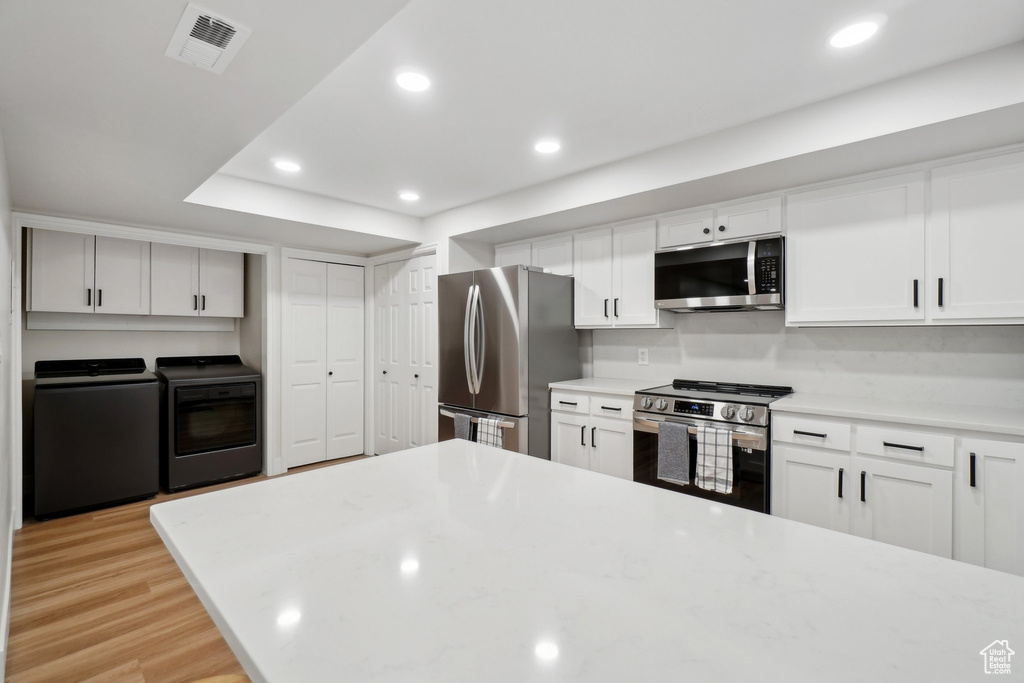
[638,347,649,366]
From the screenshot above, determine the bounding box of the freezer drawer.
[438,405,531,457]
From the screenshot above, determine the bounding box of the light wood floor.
[6,456,369,683]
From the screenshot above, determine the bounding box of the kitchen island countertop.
[152,439,1024,682]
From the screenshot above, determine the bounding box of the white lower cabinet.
[551,390,633,480]
[774,445,849,534]
[956,438,1024,576]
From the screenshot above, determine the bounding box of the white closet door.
[326,264,364,460]
[402,254,438,449]
[150,243,200,316]
[94,236,151,315]
[283,258,328,468]
[374,262,404,454]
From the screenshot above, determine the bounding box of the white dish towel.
[695,425,734,494]
[476,417,504,448]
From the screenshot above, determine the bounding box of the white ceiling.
[217,0,1024,218]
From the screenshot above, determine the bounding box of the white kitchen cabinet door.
[773,445,850,534]
[325,263,364,461]
[94,236,150,315]
[573,228,614,327]
[957,439,1024,576]
[28,229,96,313]
[657,208,714,249]
[283,258,328,469]
[495,243,532,268]
[199,249,244,317]
[611,220,657,327]
[150,243,200,316]
[590,416,633,480]
[786,173,926,325]
[531,234,573,276]
[714,196,781,241]
[551,412,590,471]
[849,456,952,558]
[930,151,1024,322]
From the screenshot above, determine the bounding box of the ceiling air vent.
[165,3,251,74]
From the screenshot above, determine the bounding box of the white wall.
[0,123,15,680]
[588,312,1024,410]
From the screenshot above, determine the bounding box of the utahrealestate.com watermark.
[980,640,1014,675]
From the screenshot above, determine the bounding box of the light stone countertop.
[152,439,1024,682]
[774,393,1024,437]
[548,377,657,396]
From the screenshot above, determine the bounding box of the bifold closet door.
[325,263,364,460]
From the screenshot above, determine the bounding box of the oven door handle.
[632,416,766,448]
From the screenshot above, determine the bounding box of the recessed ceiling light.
[399,191,420,202]
[274,160,301,172]
[534,140,561,154]
[396,72,431,92]
[829,21,880,48]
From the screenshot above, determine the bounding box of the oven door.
[633,413,771,513]
[175,383,258,456]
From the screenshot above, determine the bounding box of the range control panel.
[673,401,715,417]
[755,237,783,294]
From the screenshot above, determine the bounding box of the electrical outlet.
[637,347,649,366]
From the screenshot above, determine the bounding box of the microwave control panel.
[755,238,783,294]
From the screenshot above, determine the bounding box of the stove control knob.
[721,405,736,419]
[739,406,755,422]
[655,398,669,411]
[641,396,654,410]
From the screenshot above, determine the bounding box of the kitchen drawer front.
[773,414,852,452]
[551,390,590,414]
[857,426,953,468]
[589,394,634,419]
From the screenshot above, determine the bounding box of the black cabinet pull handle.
[838,467,844,499]
[97,289,102,307]
[382,370,387,374]
[938,277,944,307]
[970,452,976,488]
[702,227,711,235]
[603,298,609,318]
[913,279,919,308]
[559,401,577,406]
[793,430,827,439]
[414,373,419,379]
[591,427,596,448]
[883,441,925,452]
[613,298,619,317]
[193,294,198,311]
[201,294,206,311]
[328,371,333,376]
[580,425,586,446]
[860,471,866,502]
[86,288,91,306]
[601,406,621,411]
[718,225,726,232]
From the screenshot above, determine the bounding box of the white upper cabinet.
[786,172,926,325]
[956,438,1024,576]
[494,242,532,268]
[531,234,573,276]
[929,150,1024,322]
[151,243,200,316]
[657,208,714,249]
[572,228,614,327]
[657,197,780,250]
[611,220,658,326]
[94,236,151,315]
[28,229,96,313]
[199,249,244,317]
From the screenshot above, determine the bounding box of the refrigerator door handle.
[464,286,475,394]
[468,285,481,394]
[475,285,486,395]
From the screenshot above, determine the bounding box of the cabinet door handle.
[793,430,827,439]
[414,373,419,379]
[613,298,619,317]
[882,441,924,452]
[969,452,976,488]
[603,298,609,318]
[601,406,621,411]
[97,289,102,307]
[193,294,198,311]
[718,225,726,232]
[580,425,586,446]
[702,227,710,235]
[860,471,866,503]
[591,427,596,448]
[838,467,844,499]
[937,277,944,307]
[559,401,577,406]
[913,279,919,308]
[201,295,206,311]
[328,371,333,376]
[86,288,92,306]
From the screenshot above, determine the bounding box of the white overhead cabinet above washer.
[150,244,244,317]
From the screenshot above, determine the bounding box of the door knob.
[382,370,387,374]
[414,374,419,379]
[328,371,333,376]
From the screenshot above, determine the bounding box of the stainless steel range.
[632,380,793,513]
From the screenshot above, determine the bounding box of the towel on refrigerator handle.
[454,413,473,441]
[695,425,734,494]
[476,417,504,448]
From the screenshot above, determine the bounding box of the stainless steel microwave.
[654,237,784,312]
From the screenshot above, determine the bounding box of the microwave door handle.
[464,286,475,394]
[746,240,757,296]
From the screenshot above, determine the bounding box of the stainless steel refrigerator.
[438,265,580,459]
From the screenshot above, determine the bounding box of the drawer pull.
[838,467,844,499]
[601,406,622,411]
[793,430,827,439]
[559,401,578,406]
[860,471,866,503]
[969,452,976,488]
[882,441,924,452]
